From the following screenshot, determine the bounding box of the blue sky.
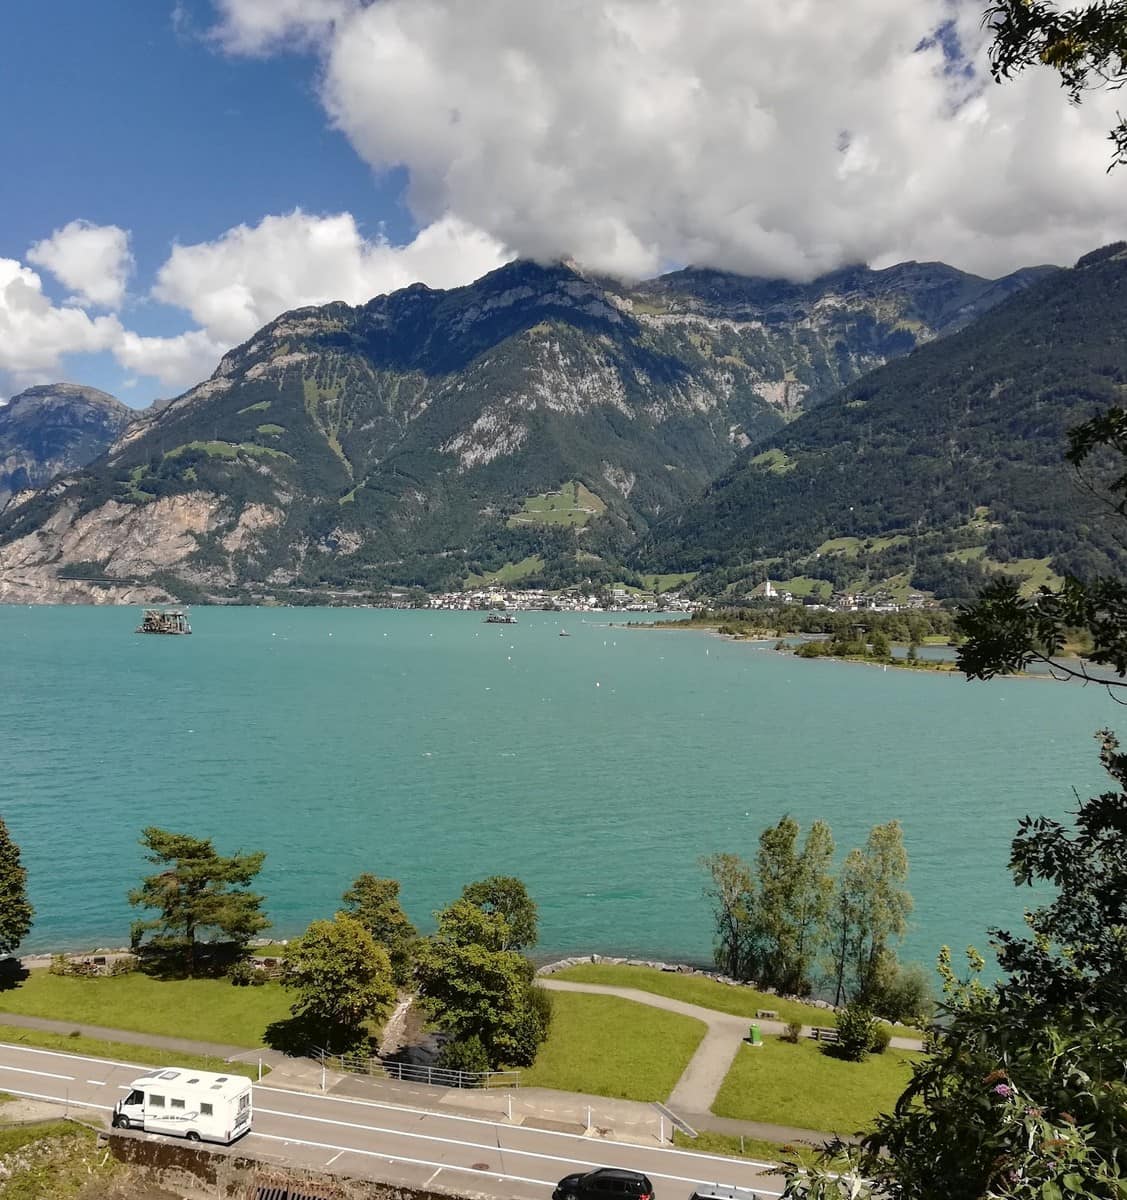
[2,0,1124,407]
[0,2,416,403]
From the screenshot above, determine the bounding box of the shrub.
[436,1035,490,1076]
[835,1002,878,1062]
[107,956,138,976]
[48,955,70,977]
[783,1019,804,1044]
[862,959,935,1025]
[870,1024,892,1054]
[228,960,257,987]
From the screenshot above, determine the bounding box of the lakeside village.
[423,578,939,615]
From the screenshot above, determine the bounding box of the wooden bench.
[809,1026,839,1043]
[755,1009,778,1019]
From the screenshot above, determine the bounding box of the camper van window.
[126,1091,143,1106]
[200,1103,213,1116]
[149,1094,165,1108]
[171,1098,185,1110]
[238,1094,250,1112]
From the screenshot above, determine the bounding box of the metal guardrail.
[313,1048,519,1090]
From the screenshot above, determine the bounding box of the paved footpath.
[539,979,922,1139]
[0,1011,284,1071]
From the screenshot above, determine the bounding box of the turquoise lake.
[1,606,1118,970]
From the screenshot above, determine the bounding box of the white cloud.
[1,209,508,399]
[209,0,359,54]
[0,258,122,397]
[153,209,509,344]
[114,329,229,390]
[212,0,1127,279]
[26,220,134,309]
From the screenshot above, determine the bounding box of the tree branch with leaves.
[986,0,1127,165]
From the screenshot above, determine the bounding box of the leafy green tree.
[341,873,417,985]
[284,914,396,1052]
[829,847,867,1006]
[704,820,835,995]
[460,875,538,951]
[701,852,755,978]
[852,821,912,1008]
[128,828,268,974]
[414,899,545,1068]
[746,816,803,989]
[985,0,1127,164]
[0,818,33,956]
[436,1035,490,1074]
[782,737,1127,1200]
[791,820,836,996]
[995,727,1127,1014]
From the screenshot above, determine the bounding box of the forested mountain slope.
[642,244,1127,601]
[0,257,1049,603]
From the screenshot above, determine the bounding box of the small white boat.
[559,629,571,637]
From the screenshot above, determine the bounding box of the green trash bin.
[747,1023,763,1046]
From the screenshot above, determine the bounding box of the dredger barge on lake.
[136,609,192,635]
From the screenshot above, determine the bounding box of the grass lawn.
[672,1130,842,1171]
[550,963,838,1027]
[640,572,698,593]
[0,970,290,1048]
[521,992,705,1102]
[0,1024,262,1080]
[465,554,545,587]
[507,482,606,528]
[712,1040,921,1133]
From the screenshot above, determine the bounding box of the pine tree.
[0,817,32,956]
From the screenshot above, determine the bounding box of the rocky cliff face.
[0,384,132,512]
[0,258,1053,602]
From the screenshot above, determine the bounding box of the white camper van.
[112,1067,252,1144]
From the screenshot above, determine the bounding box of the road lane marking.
[326,1151,343,1165]
[255,1105,598,1171]
[0,1042,159,1071]
[424,1168,442,1186]
[0,1085,112,1111]
[0,1051,783,1190]
[250,1131,553,1186]
[86,1079,106,1085]
[254,1106,782,1192]
[0,1080,784,1198]
[0,1065,74,1081]
[254,1085,780,1172]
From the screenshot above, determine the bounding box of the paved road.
[0,1040,790,1199]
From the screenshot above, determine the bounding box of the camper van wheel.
[111,1115,123,1129]
[185,1131,201,1142]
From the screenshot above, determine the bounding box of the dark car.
[554,1168,655,1200]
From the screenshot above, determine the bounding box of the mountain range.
[1,249,1111,606]
[645,242,1127,603]
[0,385,131,513]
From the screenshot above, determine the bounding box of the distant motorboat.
[559,629,571,637]
[484,613,518,624]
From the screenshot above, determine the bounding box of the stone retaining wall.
[103,1130,490,1200]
